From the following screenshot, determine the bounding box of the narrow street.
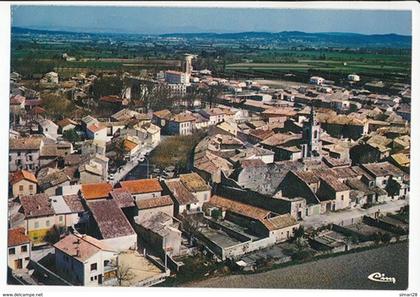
[111,144,156,184]
[302,199,408,229]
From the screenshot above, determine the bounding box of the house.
[260,133,303,161]
[81,139,107,156]
[361,162,408,199]
[167,113,196,135]
[87,199,137,251]
[123,136,141,160]
[8,228,31,271]
[136,195,174,221]
[41,72,59,84]
[37,169,71,196]
[109,188,135,209]
[198,108,225,125]
[206,195,299,243]
[9,136,44,172]
[135,212,182,258]
[57,118,78,134]
[79,155,109,184]
[152,109,172,131]
[10,95,26,113]
[309,76,325,85]
[81,115,99,129]
[86,123,108,142]
[10,170,37,198]
[49,194,87,230]
[111,108,142,122]
[388,153,410,173]
[118,179,163,202]
[164,179,200,216]
[18,193,85,245]
[40,141,73,167]
[80,182,113,201]
[179,173,211,205]
[19,193,56,244]
[278,169,352,215]
[139,123,161,147]
[38,119,59,140]
[54,233,118,286]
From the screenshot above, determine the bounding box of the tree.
[91,76,123,100]
[293,226,305,240]
[381,232,392,244]
[385,178,401,198]
[62,129,81,143]
[113,260,134,286]
[41,92,77,120]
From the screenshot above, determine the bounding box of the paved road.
[302,199,408,229]
[111,144,156,184]
[186,242,408,290]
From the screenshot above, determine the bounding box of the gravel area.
[185,242,408,290]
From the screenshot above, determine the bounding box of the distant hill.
[11,27,412,48]
[160,31,412,48]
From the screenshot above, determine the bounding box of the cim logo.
[368,272,396,284]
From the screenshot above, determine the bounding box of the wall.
[9,149,41,172]
[271,223,300,242]
[8,243,31,270]
[26,216,56,244]
[101,234,137,252]
[133,191,161,201]
[55,249,85,285]
[138,204,174,222]
[12,180,37,197]
[80,171,103,184]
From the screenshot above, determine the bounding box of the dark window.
[21,245,28,252]
[90,263,97,271]
[9,248,15,255]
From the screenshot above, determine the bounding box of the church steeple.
[302,104,321,158]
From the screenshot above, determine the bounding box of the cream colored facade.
[12,179,37,197]
[8,242,31,270]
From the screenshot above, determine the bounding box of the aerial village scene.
[7,5,411,290]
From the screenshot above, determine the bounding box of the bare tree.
[113,260,134,286]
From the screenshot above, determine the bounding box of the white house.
[86,123,108,142]
[54,234,118,286]
[309,76,325,85]
[8,228,31,271]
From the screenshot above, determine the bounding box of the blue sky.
[11,6,412,35]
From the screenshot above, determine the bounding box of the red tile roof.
[209,195,270,221]
[136,195,173,210]
[165,180,198,205]
[87,122,106,133]
[20,193,55,218]
[119,179,163,194]
[8,228,30,247]
[110,188,135,208]
[54,233,114,262]
[63,194,85,213]
[10,170,38,184]
[81,183,113,200]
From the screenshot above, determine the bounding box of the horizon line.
[11,26,413,38]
